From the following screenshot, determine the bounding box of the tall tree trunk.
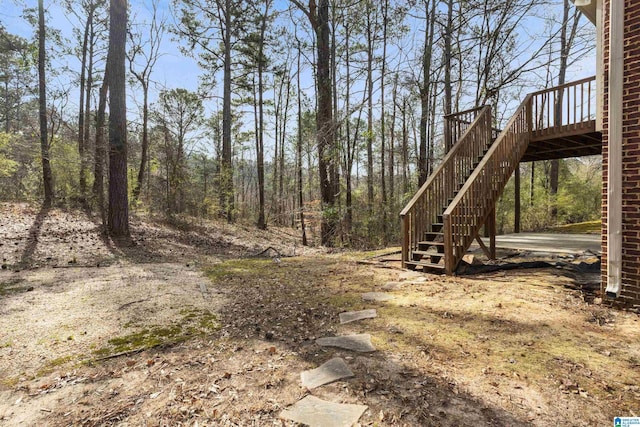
[133,83,149,202]
[163,121,171,213]
[343,20,353,238]
[272,82,280,222]
[402,97,408,194]
[380,0,388,245]
[297,40,307,246]
[78,8,91,200]
[419,0,436,185]
[329,3,340,241]
[279,75,290,221]
[38,0,54,207]
[443,0,453,150]
[256,8,266,230]
[317,0,336,245]
[428,79,438,174]
[4,80,9,132]
[130,0,163,203]
[366,3,374,234]
[107,0,129,236]
[292,0,335,245]
[389,72,397,223]
[221,0,234,223]
[340,16,364,243]
[93,78,108,227]
[255,74,265,229]
[530,162,535,206]
[83,16,95,199]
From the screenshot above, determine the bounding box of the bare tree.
[291,0,339,246]
[128,0,165,203]
[75,1,97,201]
[418,0,436,185]
[176,0,246,222]
[296,38,308,245]
[92,76,108,226]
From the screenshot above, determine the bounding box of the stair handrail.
[401,105,492,268]
[442,95,533,274]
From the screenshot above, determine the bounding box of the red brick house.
[572,0,640,306]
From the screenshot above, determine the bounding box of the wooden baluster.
[589,80,592,120]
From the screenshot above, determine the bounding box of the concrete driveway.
[479,232,601,254]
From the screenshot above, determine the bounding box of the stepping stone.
[398,270,423,281]
[280,395,368,427]
[316,334,376,352]
[362,292,395,302]
[339,309,377,324]
[301,357,354,389]
[382,281,403,291]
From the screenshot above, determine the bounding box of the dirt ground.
[0,203,639,426]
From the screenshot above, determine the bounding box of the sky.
[0,0,201,103]
[0,0,597,159]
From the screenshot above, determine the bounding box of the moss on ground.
[0,278,29,297]
[92,308,219,357]
[546,220,600,234]
[36,355,78,376]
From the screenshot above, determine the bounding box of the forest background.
[0,0,600,247]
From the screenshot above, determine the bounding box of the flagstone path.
[280,289,399,426]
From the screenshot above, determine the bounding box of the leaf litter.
[0,203,639,426]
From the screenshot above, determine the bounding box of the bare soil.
[0,203,638,426]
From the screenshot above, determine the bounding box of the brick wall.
[602,0,640,308]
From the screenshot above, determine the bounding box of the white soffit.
[572,0,597,24]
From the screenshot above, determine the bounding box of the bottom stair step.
[405,260,445,271]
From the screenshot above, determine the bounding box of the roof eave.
[572,0,597,25]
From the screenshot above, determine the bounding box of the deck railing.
[401,106,492,268]
[530,76,596,140]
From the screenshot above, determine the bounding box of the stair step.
[412,249,444,256]
[405,260,446,271]
[425,231,444,239]
[418,240,445,247]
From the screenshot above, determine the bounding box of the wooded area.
[0,0,600,247]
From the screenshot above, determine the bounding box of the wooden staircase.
[401,76,599,274]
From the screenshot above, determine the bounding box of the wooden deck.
[524,124,601,161]
[401,76,600,274]
[524,77,602,160]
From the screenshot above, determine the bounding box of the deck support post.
[488,207,496,260]
[401,213,410,269]
[514,165,521,233]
